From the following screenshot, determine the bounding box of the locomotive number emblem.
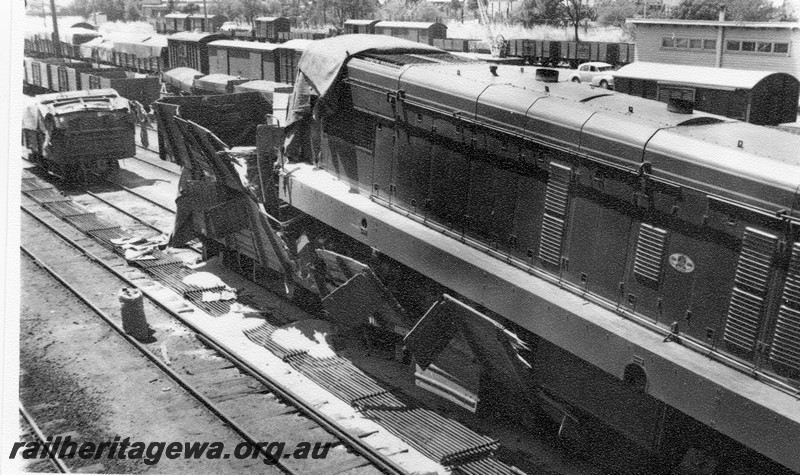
[669,253,695,273]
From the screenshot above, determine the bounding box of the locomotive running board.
[280,163,800,472]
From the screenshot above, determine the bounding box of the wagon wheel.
[93,158,121,179]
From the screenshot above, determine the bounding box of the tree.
[670,0,784,21]
[512,0,561,27]
[559,0,590,40]
[237,0,266,26]
[181,3,201,13]
[594,0,635,27]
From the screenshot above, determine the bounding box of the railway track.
[18,401,67,473]
[20,174,404,475]
[19,160,565,474]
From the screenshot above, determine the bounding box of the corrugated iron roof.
[165,13,190,19]
[627,18,800,29]
[374,21,444,29]
[613,62,789,91]
[254,16,286,22]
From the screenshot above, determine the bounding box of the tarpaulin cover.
[162,67,203,93]
[114,34,168,58]
[60,27,100,45]
[193,74,248,94]
[283,35,439,160]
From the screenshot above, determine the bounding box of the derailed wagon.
[23,89,135,181]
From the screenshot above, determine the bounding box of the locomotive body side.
[276,38,800,472]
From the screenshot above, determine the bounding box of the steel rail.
[85,190,167,235]
[18,401,72,473]
[20,203,408,475]
[19,242,294,474]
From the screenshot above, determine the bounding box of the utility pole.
[49,0,61,58]
[204,0,208,31]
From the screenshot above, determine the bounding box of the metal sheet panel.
[525,97,592,153]
[346,58,402,120]
[391,128,431,213]
[427,144,470,229]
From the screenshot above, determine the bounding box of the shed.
[208,39,281,81]
[254,17,291,43]
[613,62,800,125]
[373,21,447,45]
[625,19,800,78]
[164,13,190,33]
[188,14,228,33]
[344,19,380,35]
[167,31,227,74]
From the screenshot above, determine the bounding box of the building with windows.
[626,18,800,78]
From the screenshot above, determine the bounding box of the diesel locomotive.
[158,35,800,473]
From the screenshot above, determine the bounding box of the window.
[689,39,702,49]
[675,38,688,48]
[662,37,674,48]
[590,66,597,71]
[741,41,755,52]
[703,39,716,50]
[757,42,772,53]
[726,40,740,51]
[774,42,789,53]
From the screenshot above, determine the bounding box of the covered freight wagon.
[613,62,799,125]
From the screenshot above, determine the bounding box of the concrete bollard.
[119,287,150,340]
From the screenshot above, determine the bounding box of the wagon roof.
[208,39,280,51]
[254,16,287,22]
[374,21,444,29]
[344,19,379,25]
[614,62,795,91]
[168,31,223,42]
[31,89,130,117]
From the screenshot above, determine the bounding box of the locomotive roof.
[614,62,797,91]
[349,53,800,213]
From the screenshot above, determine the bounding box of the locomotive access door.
[561,164,635,303]
[391,125,431,215]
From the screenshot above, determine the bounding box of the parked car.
[568,62,614,84]
[590,73,614,89]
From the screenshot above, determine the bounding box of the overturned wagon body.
[23,89,135,180]
[158,35,800,474]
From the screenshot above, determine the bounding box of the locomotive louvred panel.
[724,288,765,351]
[769,243,800,370]
[633,223,667,284]
[543,162,571,216]
[538,162,571,267]
[779,243,800,307]
[733,228,777,295]
[723,228,777,351]
[769,305,800,371]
